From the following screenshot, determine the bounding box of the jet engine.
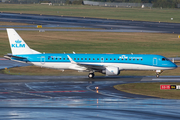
[101,67,120,76]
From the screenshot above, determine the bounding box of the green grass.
[1,31,180,57]
[114,82,180,99]
[0,4,180,23]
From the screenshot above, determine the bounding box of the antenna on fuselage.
[73,51,76,54]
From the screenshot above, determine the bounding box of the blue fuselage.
[12,53,177,71]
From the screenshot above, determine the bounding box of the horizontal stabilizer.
[4,54,27,60]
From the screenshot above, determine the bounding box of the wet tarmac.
[0,12,180,33]
[1,77,180,119]
[1,59,180,119]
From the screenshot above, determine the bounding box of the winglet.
[67,55,76,64]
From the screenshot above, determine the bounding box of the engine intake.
[102,67,120,76]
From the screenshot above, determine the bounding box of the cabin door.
[41,56,45,65]
[153,58,157,65]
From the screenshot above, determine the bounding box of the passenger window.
[56,58,58,60]
[78,58,79,60]
[137,59,139,60]
[67,58,69,60]
[110,58,112,60]
[114,58,116,60]
[81,58,83,60]
[48,58,50,60]
[93,58,95,60]
[121,59,123,60]
[52,58,54,60]
[141,59,143,61]
[106,58,108,60]
[74,58,76,60]
[85,58,87,60]
[89,58,91,60]
[59,58,61,60]
[97,58,99,60]
[133,59,135,60]
[118,59,120,60]
[63,58,65,60]
[125,59,127,60]
[129,59,131,60]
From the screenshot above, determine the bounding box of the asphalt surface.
[0,12,180,33]
[1,59,180,119]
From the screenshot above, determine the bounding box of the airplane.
[4,28,177,78]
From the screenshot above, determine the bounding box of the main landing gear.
[88,73,94,78]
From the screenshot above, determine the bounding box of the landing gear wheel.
[156,70,163,78]
[88,73,94,78]
[156,74,159,78]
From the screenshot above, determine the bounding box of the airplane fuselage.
[12,53,177,71]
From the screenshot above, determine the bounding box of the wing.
[67,55,105,71]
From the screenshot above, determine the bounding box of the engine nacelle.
[102,67,120,76]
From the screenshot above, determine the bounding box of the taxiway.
[0,12,180,33]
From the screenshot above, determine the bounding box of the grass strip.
[114,82,180,99]
[0,4,180,23]
[1,31,180,57]
[0,21,33,25]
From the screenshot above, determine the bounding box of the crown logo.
[15,39,22,44]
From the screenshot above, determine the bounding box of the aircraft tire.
[156,74,159,78]
[88,73,94,78]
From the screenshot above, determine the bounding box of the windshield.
[162,58,169,61]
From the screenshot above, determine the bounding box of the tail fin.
[6,28,41,55]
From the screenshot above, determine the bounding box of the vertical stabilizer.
[7,28,40,55]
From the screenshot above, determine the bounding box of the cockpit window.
[162,58,168,61]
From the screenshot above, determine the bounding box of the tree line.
[2,0,180,8]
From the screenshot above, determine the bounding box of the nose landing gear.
[156,70,163,78]
[156,74,159,78]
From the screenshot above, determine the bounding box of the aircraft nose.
[172,62,178,68]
